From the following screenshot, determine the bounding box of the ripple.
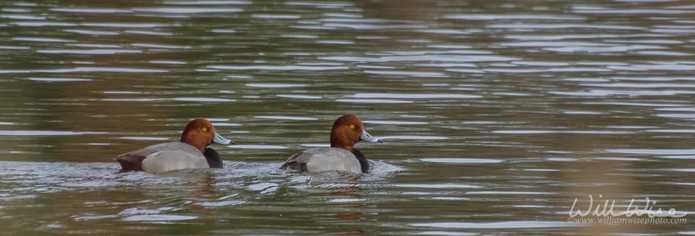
[26,77,92,82]
[208,65,347,71]
[662,169,695,173]
[0,130,107,136]
[122,214,198,222]
[101,98,162,102]
[349,93,480,99]
[316,40,354,45]
[524,169,560,172]
[163,0,251,5]
[80,23,173,28]
[327,198,365,203]
[572,6,694,14]
[124,30,174,36]
[381,135,448,140]
[336,99,413,104]
[363,70,448,78]
[363,120,428,125]
[251,14,300,20]
[73,214,118,221]
[562,110,603,115]
[246,83,307,88]
[656,114,695,120]
[211,122,242,127]
[276,94,322,99]
[637,51,692,56]
[415,231,477,236]
[210,29,237,33]
[547,45,664,53]
[419,158,504,164]
[584,101,686,107]
[254,116,318,121]
[0,67,168,74]
[149,60,186,65]
[133,7,242,14]
[119,136,170,141]
[489,23,645,30]
[12,21,76,27]
[465,191,556,195]
[445,14,584,20]
[656,107,695,112]
[132,43,191,49]
[50,8,131,13]
[247,182,279,192]
[299,143,330,148]
[0,45,30,50]
[1,8,31,13]
[198,200,245,207]
[12,36,74,43]
[411,221,580,229]
[608,63,695,71]
[228,145,288,150]
[36,49,141,55]
[493,130,634,134]
[67,43,122,48]
[0,14,45,20]
[580,82,695,88]
[395,183,482,189]
[647,129,695,133]
[172,97,234,102]
[606,148,695,155]
[64,29,121,36]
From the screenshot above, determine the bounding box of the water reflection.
[1,0,695,234]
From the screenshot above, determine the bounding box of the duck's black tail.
[115,154,146,172]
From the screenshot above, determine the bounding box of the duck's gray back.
[142,150,209,174]
[124,142,208,174]
[287,147,361,174]
[121,142,200,158]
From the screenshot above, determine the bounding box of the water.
[0,0,694,235]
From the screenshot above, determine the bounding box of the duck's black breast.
[204,148,223,168]
[351,149,369,173]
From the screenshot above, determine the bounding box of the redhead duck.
[281,114,383,174]
[116,118,232,174]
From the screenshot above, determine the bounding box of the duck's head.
[330,114,383,151]
[180,118,232,151]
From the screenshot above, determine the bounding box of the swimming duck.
[281,114,383,174]
[116,118,232,174]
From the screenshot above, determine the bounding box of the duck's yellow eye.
[348,124,355,129]
[201,127,209,132]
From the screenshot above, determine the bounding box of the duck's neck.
[351,149,369,173]
[203,148,223,168]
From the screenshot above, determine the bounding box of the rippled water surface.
[1,0,695,235]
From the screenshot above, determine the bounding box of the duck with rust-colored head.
[116,118,232,174]
[281,114,383,174]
